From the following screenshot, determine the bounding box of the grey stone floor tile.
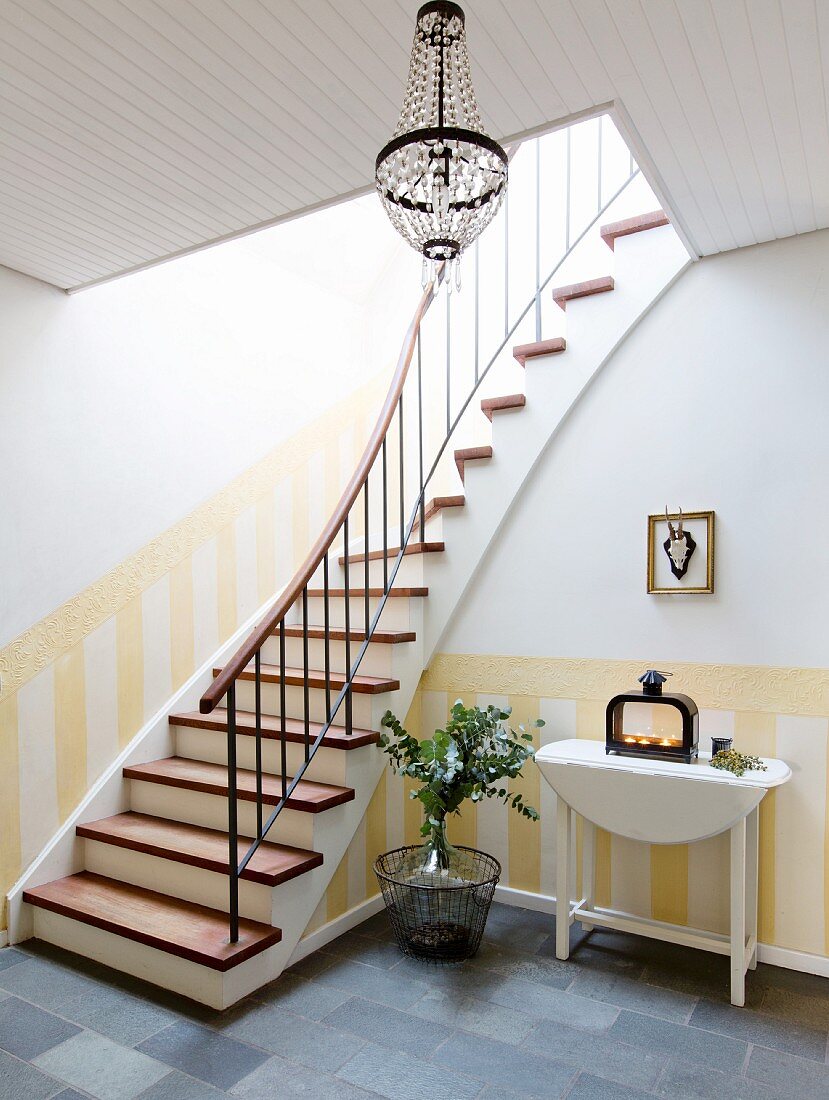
[753,964,829,1000]
[522,1017,665,1092]
[482,921,549,955]
[0,1049,66,1100]
[0,959,100,1014]
[352,911,396,942]
[608,1009,747,1074]
[0,997,81,1061]
[746,1045,829,1097]
[473,941,575,990]
[0,948,28,973]
[232,1056,378,1098]
[656,1057,789,1099]
[33,1030,169,1100]
[566,1072,656,1100]
[53,1090,92,1100]
[536,933,642,976]
[323,995,449,1056]
[55,984,177,1047]
[488,976,620,1032]
[283,953,334,981]
[408,986,536,1045]
[338,1041,481,1100]
[313,955,431,1008]
[221,1002,362,1072]
[690,996,827,1060]
[568,968,698,1022]
[321,930,402,970]
[759,986,829,1030]
[136,1021,270,1091]
[432,1029,575,1098]
[135,1069,227,1098]
[250,973,350,1019]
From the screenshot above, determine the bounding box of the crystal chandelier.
[376,1,508,289]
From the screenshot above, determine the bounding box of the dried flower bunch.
[709,749,768,777]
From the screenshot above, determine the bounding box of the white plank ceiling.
[1,0,827,290]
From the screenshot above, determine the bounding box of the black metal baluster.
[398,395,404,549]
[417,329,425,536]
[343,514,352,736]
[382,438,388,593]
[279,619,287,802]
[227,682,239,943]
[323,553,331,722]
[255,650,262,841]
[302,586,310,764]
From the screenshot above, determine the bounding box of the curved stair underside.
[18,210,689,1008]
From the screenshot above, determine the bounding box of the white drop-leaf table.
[534,739,791,1006]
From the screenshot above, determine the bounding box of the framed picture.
[647,510,715,594]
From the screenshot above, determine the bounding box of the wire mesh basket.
[374,845,501,962]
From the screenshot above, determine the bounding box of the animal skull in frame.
[663,506,696,579]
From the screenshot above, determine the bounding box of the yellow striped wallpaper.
[311,655,829,964]
[0,377,383,931]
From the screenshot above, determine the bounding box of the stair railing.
[199,116,645,942]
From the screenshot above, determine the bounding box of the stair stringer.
[420,225,691,659]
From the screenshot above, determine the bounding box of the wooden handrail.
[200,276,440,714]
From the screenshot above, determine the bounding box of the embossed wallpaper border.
[422,655,829,717]
[0,377,384,702]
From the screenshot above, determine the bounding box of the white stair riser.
[296,596,415,631]
[260,635,397,677]
[229,679,382,729]
[83,839,274,923]
[29,906,285,1010]
[128,779,322,849]
[174,725,373,787]
[336,551,429,588]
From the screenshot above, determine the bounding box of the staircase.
[15,137,690,1008]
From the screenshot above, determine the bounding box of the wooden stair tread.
[124,757,354,812]
[455,445,493,483]
[512,338,567,366]
[23,872,281,971]
[170,708,378,749]
[481,393,526,420]
[601,210,668,250]
[339,541,444,565]
[305,586,427,597]
[412,495,465,532]
[77,812,322,887]
[216,663,399,695]
[280,626,415,644]
[552,276,614,310]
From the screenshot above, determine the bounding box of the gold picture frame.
[647,510,715,594]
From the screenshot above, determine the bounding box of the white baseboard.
[494,884,558,915]
[289,894,386,965]
[493,887,829,979]
[0,931,8,949]
[755,942,829,979]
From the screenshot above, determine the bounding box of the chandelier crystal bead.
[376,1,508,271]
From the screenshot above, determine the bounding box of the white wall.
[441,227,829,669]
[1,196,418,646]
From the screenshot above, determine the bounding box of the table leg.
[581,818,596,931]
[746,806,759,970]
[730,817,747,1006]
[556,797,571,960]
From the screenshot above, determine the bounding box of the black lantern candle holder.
[606,670,699,763]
